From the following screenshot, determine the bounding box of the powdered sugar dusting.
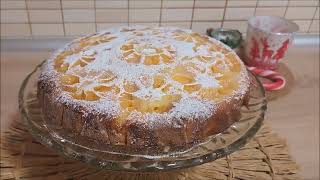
[39,26,250,125]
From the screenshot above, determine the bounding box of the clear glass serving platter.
[19,61,267,172]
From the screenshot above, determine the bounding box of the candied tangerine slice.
[210,65,225,74]
[192,43,201,52]
[98,71,116,83]
[192,34,209,44]
[185,35,193,42]
[71,59,87,68]
[197,55,212,62]
[120,92,134,101]
[139,75,152,88]
[208,44,228,53]
[175,34,187,41]
[144,54,160,65]
[149,100,170,113]
[172,65,195,84]
[218,87,234,95]
[160,53,174,63]
[139,100,150,113]
[72,89,86,100]
[161,84,172,93]
[187,62,206,73]
[82,56,95,63]
[155,48,163,53]
[153,75,166,88]
[124,80,139,93]
[225,53,241,72]
[125,52,141,63]
[85,91,100,101]
[161,94,181,102]
[62,85,77,93]
[57,63,69,73]
[113,86,120,94]
[216,71,236,81]
[54,57,64,69]
[120,99,134,109]
[172,73,195,84]
[198,88,220,100]
[60,74,80,85]
[220,79,239,90]
[123,49,135,57]
[93,85,114,92]
[183,84,201,93]
[121,44,134,51]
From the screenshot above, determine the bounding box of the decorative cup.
[244,16,299,70]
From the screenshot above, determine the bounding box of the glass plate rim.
[18,60,267,172]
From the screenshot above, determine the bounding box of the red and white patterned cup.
[244,16,299,70]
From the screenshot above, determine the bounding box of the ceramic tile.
[1,1,26,9]
[193,8,224,21]
[223,21,248,33]
[62,0,94,9]
[95,0,128,8]
[292,20,312,32]
[195,0,226,8]
[162,0,194,8]
[97,23,127,31]
[63,9,95,22]
[225,8,255,20]
[228,0,257,7]
[289,1,319,7]
[130,9,160,22]
[65,23,96,36]
[31,24,64,36]
[258,0,288,7]
[161,9,192,21]
[1,10,28,23]
[255,7,286,17]
[27,0,60,9]
[1,24,30,37]
[129,0,161,8]
[161,22,190,29]
[309,20,319,32]
[285,7,317,20]
[96,9,128,22]
[29,10,62,23]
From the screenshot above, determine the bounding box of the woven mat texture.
[0,113,300,180]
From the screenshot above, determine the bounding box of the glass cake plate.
[19,61,267,172]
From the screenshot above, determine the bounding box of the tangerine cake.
[38,26,250,152]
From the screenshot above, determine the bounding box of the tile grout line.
[24,0,33,38]
[307,6,318,33]
[283,0,290,18]
[127,0,130,26]
[59,0,66,36]
[189,0,196,29]
[94,0,97,32]
[253,0,259,16]
[159,0,163,27]
[221,0,229,28]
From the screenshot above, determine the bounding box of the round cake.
[38,26,250,153]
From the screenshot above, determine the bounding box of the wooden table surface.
[1,44,319,179]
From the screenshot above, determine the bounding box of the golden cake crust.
[38,26,250,153]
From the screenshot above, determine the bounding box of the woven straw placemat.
[1,114,300,180]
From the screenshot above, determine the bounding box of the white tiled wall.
[1,0,319,39]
